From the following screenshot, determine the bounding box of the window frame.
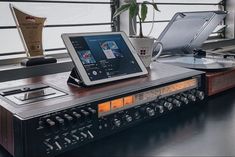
[0,0,234,67]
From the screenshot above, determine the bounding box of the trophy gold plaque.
[10,4,57,66]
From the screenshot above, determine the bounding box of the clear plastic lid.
[156,11,227,54]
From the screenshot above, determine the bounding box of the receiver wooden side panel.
[206,68,235,96]
[0,105,14,155]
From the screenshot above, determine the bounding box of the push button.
[80,109,90,118]
[72,111,81,119]
[64,114,73,122]
[87,107,96,115]
[55,116,65,125]
[46,119,56,127]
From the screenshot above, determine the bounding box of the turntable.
[155,11,235,96]
[159,54,235,71]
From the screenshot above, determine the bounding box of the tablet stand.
[67,67,85,87]
[21,56,57,66]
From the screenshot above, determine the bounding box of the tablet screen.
[69,34,142,81]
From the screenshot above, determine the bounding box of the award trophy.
[10,4,57,66]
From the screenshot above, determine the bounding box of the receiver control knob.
[72,134,79,141]
[81,110,90,117]
[64,114,73,122]
[87,130,94,139]
[64,137,71,144]
[172,99,182,107]
[55,116,65,125]
[44,141,53,151]
[167,98,173,102]
[155,105,164,114]
[80,132,88,138]
[46,119,56,127]
[72,111,81,119]
[164,102,173,110]
[134,111,141,119]
[196,91,205,100]
[146,107,155,117]
[54,141,62,150]
[87,107,96,115]
[180,96,189,105]
[113,119,121,127]
[125,115,133,123]
[188,94,196,102]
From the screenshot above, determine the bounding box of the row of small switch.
[44,130,94,152]
[43,107,96,128]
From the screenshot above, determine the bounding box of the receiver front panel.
[19,76,205,157]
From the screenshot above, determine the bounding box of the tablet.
[62,32,148,86]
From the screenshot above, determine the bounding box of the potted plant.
[113,0,160,38]
[113,0,163,67]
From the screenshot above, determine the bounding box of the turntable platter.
[159,56,235,70]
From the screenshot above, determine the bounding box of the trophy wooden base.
[21,56,57,66]
[206,68,235,96]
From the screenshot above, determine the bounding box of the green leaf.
[129,2,139,18]
[152,3,160,12]
[113,4,131,18]
[143,1,160,12]
[141,3,148,22]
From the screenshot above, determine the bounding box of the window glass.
[0,1,112,56]
[135,0,224,38]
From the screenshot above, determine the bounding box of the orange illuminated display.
[98,102,110,113]
[124,96,134,106]
[111,98,123,110]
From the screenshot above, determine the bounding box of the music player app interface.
[70,34,142,81]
